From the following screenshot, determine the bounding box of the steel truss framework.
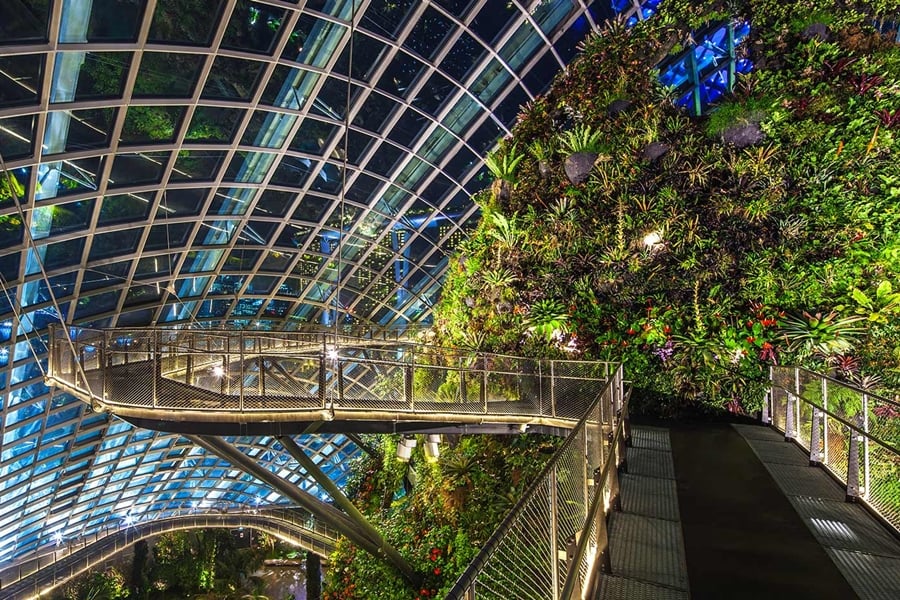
[0,0,691,565]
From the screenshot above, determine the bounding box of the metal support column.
[276,435,417,584]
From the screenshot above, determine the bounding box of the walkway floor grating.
[734,422,900,600]
[597,426,689,599]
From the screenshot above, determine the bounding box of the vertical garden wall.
[434,0,900,416]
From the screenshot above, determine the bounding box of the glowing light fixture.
[396,436,416,462]
[642,231,663,248]
[424,434,441,462]
[212,365,225,378]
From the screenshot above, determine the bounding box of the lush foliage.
[52,530,292,600]
[322,433,560,599]
[435,0,900,415]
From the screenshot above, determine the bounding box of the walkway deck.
[601,423,900,599]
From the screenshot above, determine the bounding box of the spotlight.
[642,231,663,248]
[326,346,339,361]
[424,434,441,462]
[396,436,416,462]
[212,365,225,377]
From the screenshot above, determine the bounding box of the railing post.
[823,378,830,465]
[481,353,488,413]
[862,393,870,501]
[548,471,560,600]
[405,350,414,410]
[846,419,861,503]
[550,360,557,418]
[809,407,822,466]
[152,331,160,408]
[785,393,796,442]
[762,365,772,424]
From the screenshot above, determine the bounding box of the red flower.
[746,336,755,344]
[434,567,442,575]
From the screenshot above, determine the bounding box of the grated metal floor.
[597,426,689,599]
[734,423,900,600]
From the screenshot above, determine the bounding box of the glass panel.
[252,190,294,217]
[134,254,178,279]
[376,51,425,99]
[333,32,385,82]
[48,107,117,153]
[241,110,297,148]
[121,106,186,144]
[98,192,153,225]
[0,214,24,250]
[471,2,516,44]
[46,199,95,236]
[0,0,50,43]
[74,290,121,320]
[270,156,313,187]
[222,0,287,55]
[147,222,191,249]
[387,108,427,148]
[81,261,132,291]
[0,115,35,160]
[405,7,453,60]
[210,188,255,215]
[185,107,243,143]
[238,221,278,245]
[361,0,415,41]
[414,72,453,117]
[108,151,170,187]
[289,118,339,155]
[352,91,396,133]
[0,54,43,107]
[161,188,206,217]
[72,52,132,100]
[441,32,482,83]
[223,151,277,183]
[53,156,104,198]
[149,0,227,45]
[248,275,275,294]
[202,56,265,100]
[43,238,85,269]
[171,150,227,181]
[282,14,347,68]
[133,52,204,97]
[84,0,146,42]
[89,229,141,260]
[311,77,359,120]
[259,250,293,272]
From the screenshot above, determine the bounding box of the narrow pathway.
[597,426,689,599]
[669,423,858,599]
[734,423,900,600]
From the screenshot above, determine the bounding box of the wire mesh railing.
[0,507,335,597]
[445,364,627,600]
[46,326,615,426]
[768,366,900,532]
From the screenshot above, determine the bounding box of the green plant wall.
[434,0,900,415]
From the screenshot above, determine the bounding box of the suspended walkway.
[0,508,335,600]
[36,328,900,598]
[45,326,619,435]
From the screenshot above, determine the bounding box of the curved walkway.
[0,511,334,600]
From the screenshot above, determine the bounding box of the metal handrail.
[0,508,336,597]
[768,365,900,533]
[445,364,624,599]
[559,389,631,599]
[46,325,614,428]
